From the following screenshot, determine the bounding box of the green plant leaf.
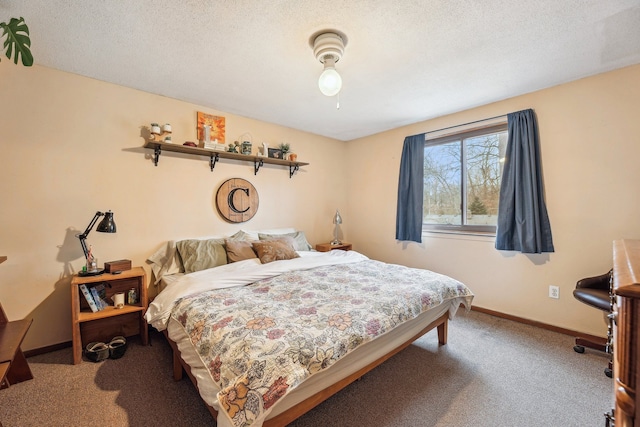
[278,143,290,153]
[1,17,33,66]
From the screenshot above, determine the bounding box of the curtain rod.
[425,113,508,135]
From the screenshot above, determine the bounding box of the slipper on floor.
[85,342,109,362]
[108,336,127,359]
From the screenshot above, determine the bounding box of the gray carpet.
[0,310,612,427]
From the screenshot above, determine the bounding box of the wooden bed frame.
[164,311,449,426]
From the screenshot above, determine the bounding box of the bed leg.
[173,350,184,381]
[437,318,448,345]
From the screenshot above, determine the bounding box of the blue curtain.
[396,133,425,243]
[495,109,554,253]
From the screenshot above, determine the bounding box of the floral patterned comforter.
[170,258,473,427]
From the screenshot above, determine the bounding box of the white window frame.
[422,123,508,236]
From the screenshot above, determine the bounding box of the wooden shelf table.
[70,267,148,364]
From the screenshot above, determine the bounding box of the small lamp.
[331,209,342,245]
[77,210,116,276]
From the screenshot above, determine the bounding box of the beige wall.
[345,64,640,338]
[0,63,347,350]
[2,60,638,351]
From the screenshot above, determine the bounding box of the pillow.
[225,239,258,263]
[252,240,300,264]
[147,240,183,284]
[237,228,297,241]
[176,238,227,274]
[229,230,255,241]
[257,234,297,249]
[258,231,312,251]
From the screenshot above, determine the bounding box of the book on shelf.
[89,284,108,310]
[78,284,99,313]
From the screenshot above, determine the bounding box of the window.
[423,124,508,234]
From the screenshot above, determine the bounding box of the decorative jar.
[241,141,252,155]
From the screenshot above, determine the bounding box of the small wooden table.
[315,242,352,252]
[70,267,148,364]
[0,257,34,389]
[0,317,33,388]
[0,362,9,388]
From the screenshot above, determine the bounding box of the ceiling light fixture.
[311,31,347,100]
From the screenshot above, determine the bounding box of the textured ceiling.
[4,1,640,141]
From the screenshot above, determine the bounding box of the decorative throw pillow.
[258,231,312,251]
[252,240,300,264]
[257,234,297,249]
[176,238,227,274]
[225,239,258,263]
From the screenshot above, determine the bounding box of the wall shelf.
[144,141,309,178]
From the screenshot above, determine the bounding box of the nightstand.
[70,267,148,364]
[315,242,352,252]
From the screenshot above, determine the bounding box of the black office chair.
[572,270,613,378]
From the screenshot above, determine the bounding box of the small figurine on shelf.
[228,141,239,153]
[149,122,172,143]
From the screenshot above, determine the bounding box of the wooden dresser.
[610,239,640,426]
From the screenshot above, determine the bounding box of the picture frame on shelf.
[197,112,226,143]
[268,148,283,159]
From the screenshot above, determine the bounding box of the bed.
[145,230,473,427]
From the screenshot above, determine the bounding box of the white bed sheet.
[159,272,183,290]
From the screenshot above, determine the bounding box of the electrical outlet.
[549,285,559,299]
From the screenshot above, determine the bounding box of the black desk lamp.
[77,210,116,276]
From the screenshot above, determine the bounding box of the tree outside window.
[423,124,508,234]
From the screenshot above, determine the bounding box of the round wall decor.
[216,178,259,223]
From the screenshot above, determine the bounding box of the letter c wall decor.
[216,178,259,223]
